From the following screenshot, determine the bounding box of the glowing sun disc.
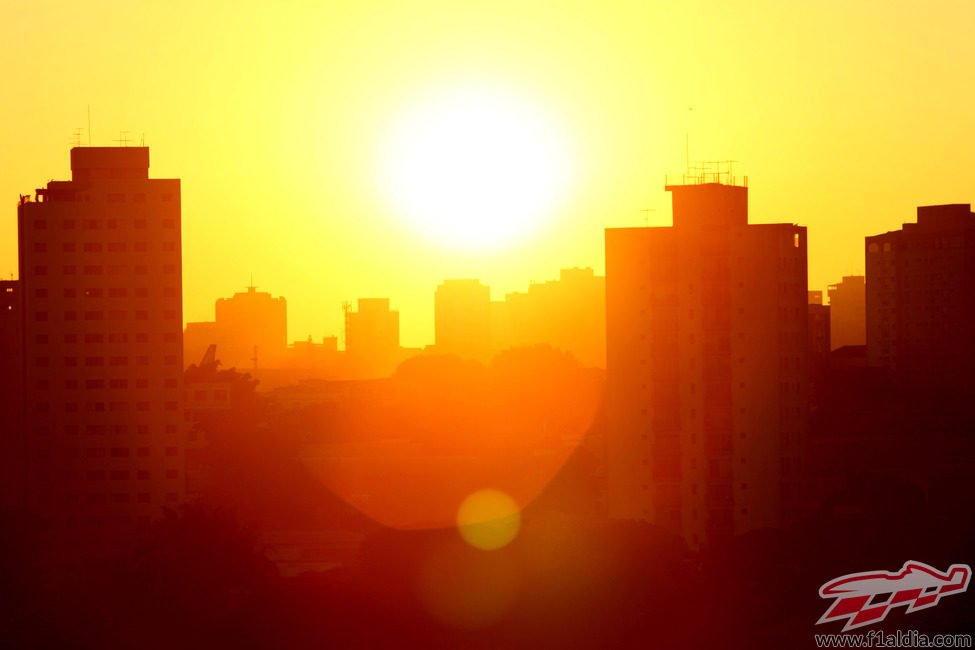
[380,84,574,251]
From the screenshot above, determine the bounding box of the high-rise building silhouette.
[16,147,184,551]
[866,204,975,395]
[434,279,492,362]
[345,298,401,377]
[605,178,808,548]
[827,275,865,350]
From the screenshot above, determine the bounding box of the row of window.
[33,287,178,298]
[32,264,178,275]
[35,400,180,413]
[32,212,176,230]
[35,423,180,435]
[36,469,180,481]
[38,493,172,507]
[34,310,179,322]
[40,446,179,459]
[33,241,177,253]
[35,332,180,344]
[34,355,179,367]
[35,378,179,389]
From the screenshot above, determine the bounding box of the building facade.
[434,279,492,362]
[827,275,865,350]
[866,204,975,396]
[16,147,184,551]
[606,181,808,548]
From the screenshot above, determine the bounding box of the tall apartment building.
[17,147,184,552]
[827,275,865,350]
[434,279,492,362]
[606,180,808,549]
[866,204,975,396]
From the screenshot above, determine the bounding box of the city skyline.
[3,1,975,346]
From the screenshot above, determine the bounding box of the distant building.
[215,285,287,369]
[16,147,184,551]
[866,204,975,395]
[827,275,865,350]
[491,267,606,368]
[807,291,831,407]
[606,178,808,549]
[345,298,401,378]
[183,285,287,371]
[434,279,491,362]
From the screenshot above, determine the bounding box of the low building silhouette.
[827,275,865,350]
[434,279,492,362]
[184,284,287,371]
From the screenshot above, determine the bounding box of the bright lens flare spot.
[380,85,574,251]
[456,489,521,551]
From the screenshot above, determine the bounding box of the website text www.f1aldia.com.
[815,630,972,648]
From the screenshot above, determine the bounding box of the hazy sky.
[2,0,973,346]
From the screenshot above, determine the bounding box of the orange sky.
[2,0,973,347]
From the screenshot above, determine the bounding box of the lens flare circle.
[381,84,573,251]
[456,488,521,551]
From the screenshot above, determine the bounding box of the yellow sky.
[2,0,973,347]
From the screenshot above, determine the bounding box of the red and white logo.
[817,561,971,631]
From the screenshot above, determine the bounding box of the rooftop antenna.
[114,130,130,147]
[685,106,693,180]
[71,128,83,147]
[87,105,92,146]
[140,132,145,147]
[640,207,656,226]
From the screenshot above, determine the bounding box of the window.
[35,311,48,321]
[34,243,47,253]
[108,242,126,252]
[62,243,76,252]
[34,265,48,275]
[84,311,103,321]
[64,310,77,321]
[83,265,103,275]
[63,288,76,298]
[83,242,102,252]
[165,469,179,480]
[108,288,126,298]
[165,447,178,457]
[63,265,76,275]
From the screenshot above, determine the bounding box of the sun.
[379,84,575,251]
